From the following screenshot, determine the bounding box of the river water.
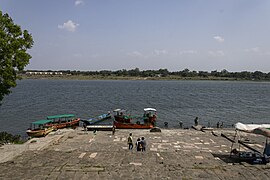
[0,79,269,136]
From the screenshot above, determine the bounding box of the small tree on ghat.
[0,11,34,104]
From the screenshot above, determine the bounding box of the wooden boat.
[113,120,154,129]
[113,108,157,129]
[26,119,55,137]
[80,112,111,125]
[47,114,80,129]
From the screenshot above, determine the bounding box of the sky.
[1,0,270,72]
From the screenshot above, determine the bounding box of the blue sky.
[1,0,270,72]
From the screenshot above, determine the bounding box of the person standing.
[83,123,87,133]
[127,133,133,150]
[141,137,146,151]
[194,117,199,126]
[112,126,116,135]
[136,138,142,151]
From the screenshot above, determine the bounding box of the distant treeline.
[22,68,270,80]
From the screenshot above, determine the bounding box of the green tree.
[198,71,209,77]
[128,68,140,76]
[252,71,264,80]
[158,68,169,77]
[0,11,34,103]
[180,68,190,77]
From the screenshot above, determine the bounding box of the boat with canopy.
[113,108,157,129]
[26,119,55,137]
[47,114,80,129]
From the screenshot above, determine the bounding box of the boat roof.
[32,119,53,125]
[113,109,126,112]
[235,122,270,131]
[235,122,270,138]
[144,108,157,112]
[47,114,75,119]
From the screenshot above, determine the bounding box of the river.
[0,79,269,136]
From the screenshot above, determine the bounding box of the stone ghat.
[0,128,270,179]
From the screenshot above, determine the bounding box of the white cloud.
[75,0,84,6]
[208,50,225,57]
[153,49,168,56]
[58,20,79,32]
[262,51,270,56]
[127,51,143,57]
[213,36,225,43]
[245,47,260,53]
[73,53,83,58]
[178,50,197,55]
[90,54,100,58]
[244,47,270,56]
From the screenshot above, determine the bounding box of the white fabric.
[144,108,157,112]
[235,122,270,131]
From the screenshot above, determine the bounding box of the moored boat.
[80,112,111,125]
[113,120,154,129]
[26,119,55,137]
[47,114,80,129]
[113,108,157,129]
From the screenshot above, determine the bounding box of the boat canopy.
[235,122,270,132]
[47,114,75,119]
[144,108,157,112]
[235,122,270,138]
[113,109,121,112]
[32,119,53,125]
[113,109,126,113]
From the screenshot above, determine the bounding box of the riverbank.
[20,74,251,81]
[0,127,269,179]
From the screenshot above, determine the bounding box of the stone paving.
[0,128,270,179]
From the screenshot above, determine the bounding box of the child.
[136,138,142,151]
[141,137,146,151]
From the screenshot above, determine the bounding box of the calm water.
[0,79,270,136]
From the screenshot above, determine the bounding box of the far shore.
[20,74,268,82]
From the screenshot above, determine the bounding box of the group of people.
[127,133,146,151]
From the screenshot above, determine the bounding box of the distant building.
[26,71,63,75]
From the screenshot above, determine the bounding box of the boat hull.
[81,114,111,125]
[113,121,153,129]
[26,127,54,137]
[48,118,80,129]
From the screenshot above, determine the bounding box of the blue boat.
[80,113,112,125]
